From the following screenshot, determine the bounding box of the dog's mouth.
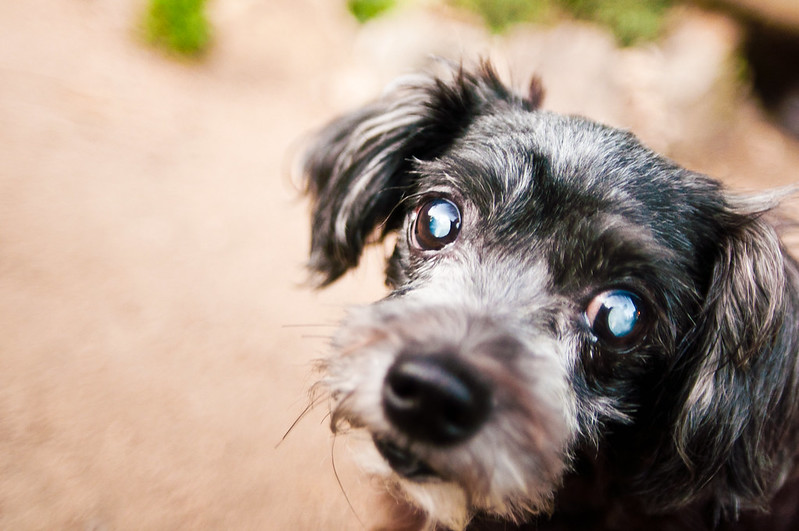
[374,437,438,481]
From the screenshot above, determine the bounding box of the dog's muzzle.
[377,351,493,479]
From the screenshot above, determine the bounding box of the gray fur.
[303,63,799,530]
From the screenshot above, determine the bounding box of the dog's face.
[303,65,798,529]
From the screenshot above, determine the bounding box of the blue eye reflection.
[427,201,459,239]
[413,198,461,251]
[585,289,647,349]
[604,292,640,338]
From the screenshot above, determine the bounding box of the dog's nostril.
[389,373,421,402]
[382,354,492,445]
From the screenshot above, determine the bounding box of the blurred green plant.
[454,0,558,33]
[144,0,211,57]
[348,0,398,23]
[452,0,672,45]
[565,0,671,46]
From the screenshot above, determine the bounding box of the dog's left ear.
[666,191,799,511]
[302,64,543,286]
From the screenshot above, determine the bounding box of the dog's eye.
[584,290,647,349]
[412,198,461,251]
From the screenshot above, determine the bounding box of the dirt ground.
[1,1,798,529]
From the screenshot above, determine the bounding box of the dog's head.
[303,63,799,529]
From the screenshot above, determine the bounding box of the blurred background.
[0,0,797,528]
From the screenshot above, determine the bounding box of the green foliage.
[562,0,671,46]
[144,0,211,57]
[453,0,558,33]
[452,0,672,45]
[348,0,397,23]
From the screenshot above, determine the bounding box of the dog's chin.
[370,437,473,530]
[366,432,561,530]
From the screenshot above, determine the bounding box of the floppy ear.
[302,63,541,286]
[666,193,799,512]
[302,89,433,286]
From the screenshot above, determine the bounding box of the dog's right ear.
[302,63,542,286]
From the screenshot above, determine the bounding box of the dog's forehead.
[415,108,721,246]
[424,110,668,210]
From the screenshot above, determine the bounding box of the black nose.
[382,354,492,445]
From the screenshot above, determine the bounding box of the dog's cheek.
[321,323,401,434]
[444,338,578,518]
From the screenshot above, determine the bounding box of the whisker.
[275,393,326,448]
[332,434,367,529]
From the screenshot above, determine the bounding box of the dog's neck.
[466,464,799,531]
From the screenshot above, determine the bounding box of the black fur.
[303,62,799,530]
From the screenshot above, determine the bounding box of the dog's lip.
[373,437,438,481]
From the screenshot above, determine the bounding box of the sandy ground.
[0,1,798,529]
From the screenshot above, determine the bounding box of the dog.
[301,62,799,530]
